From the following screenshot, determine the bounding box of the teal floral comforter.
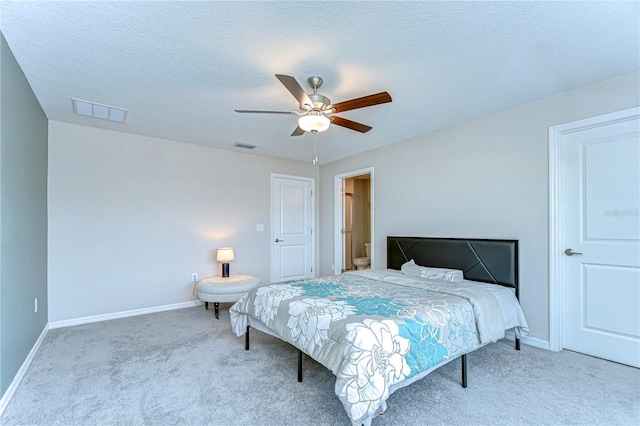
[230,269,505,425]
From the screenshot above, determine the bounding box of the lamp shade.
[216,247,235,262]
[298,113,330,133]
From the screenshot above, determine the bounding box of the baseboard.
[0,323,49,417]
[49,300,203,329]
[504,330,550,350]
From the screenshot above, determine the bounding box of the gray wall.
[319,71,640,344]
[0,34,48,397]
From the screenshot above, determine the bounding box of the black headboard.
[387,236,519,295]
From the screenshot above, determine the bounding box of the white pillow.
[400,259,464,283]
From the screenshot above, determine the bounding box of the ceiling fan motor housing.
[308,94,331,110]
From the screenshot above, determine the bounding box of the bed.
[229,236,529,425]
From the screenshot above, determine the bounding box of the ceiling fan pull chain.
[312,133,319,166]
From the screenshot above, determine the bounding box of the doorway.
[549,107,639,367]
[334,168,374,274]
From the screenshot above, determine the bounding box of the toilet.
[353,243,371,270]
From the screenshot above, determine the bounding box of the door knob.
[564,248,583,256]
[275,238,284,243]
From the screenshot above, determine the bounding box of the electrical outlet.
[192,273,198,282]
[34,297,38,313]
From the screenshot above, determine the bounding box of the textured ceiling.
[1,1,639,164]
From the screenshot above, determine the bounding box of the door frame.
[334,167,374,275]
[271,173,315,283]
[548,106,640,352]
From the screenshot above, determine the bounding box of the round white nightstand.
[196,275,260,319]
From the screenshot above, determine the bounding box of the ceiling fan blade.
[331,116,373,133]
[235,109,298,115]
[275,74,314,109]
[331,92,392,113]
[291,126,305,136]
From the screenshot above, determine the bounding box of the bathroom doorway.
[334,168,374,274]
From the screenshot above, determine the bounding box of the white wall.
[48,71,640,335]
[319,71,640,343]
[48,121,318,322]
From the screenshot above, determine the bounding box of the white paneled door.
[559,110,639,367]
[271,175,314,283]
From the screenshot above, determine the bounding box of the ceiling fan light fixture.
[298,112,330,133]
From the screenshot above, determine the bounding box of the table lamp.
[216,247,235,277]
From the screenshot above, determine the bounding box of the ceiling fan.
[235,74,392,136]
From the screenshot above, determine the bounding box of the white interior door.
[271,175,314,283]
[560,111,639,367]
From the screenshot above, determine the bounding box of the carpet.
[2,306,638,425]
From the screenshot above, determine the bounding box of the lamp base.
[222,263,230,278]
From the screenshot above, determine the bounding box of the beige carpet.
[2,306,638,425]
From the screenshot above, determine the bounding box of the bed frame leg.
[298,349,303,382]
[245,325,250,350]
[515,337,520,351]
[461,354,467,388]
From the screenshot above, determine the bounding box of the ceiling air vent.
[72,98,128,123]
[234,142,258,150]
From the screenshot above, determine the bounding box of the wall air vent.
[234,142,258,150]
[72,98,128,123]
